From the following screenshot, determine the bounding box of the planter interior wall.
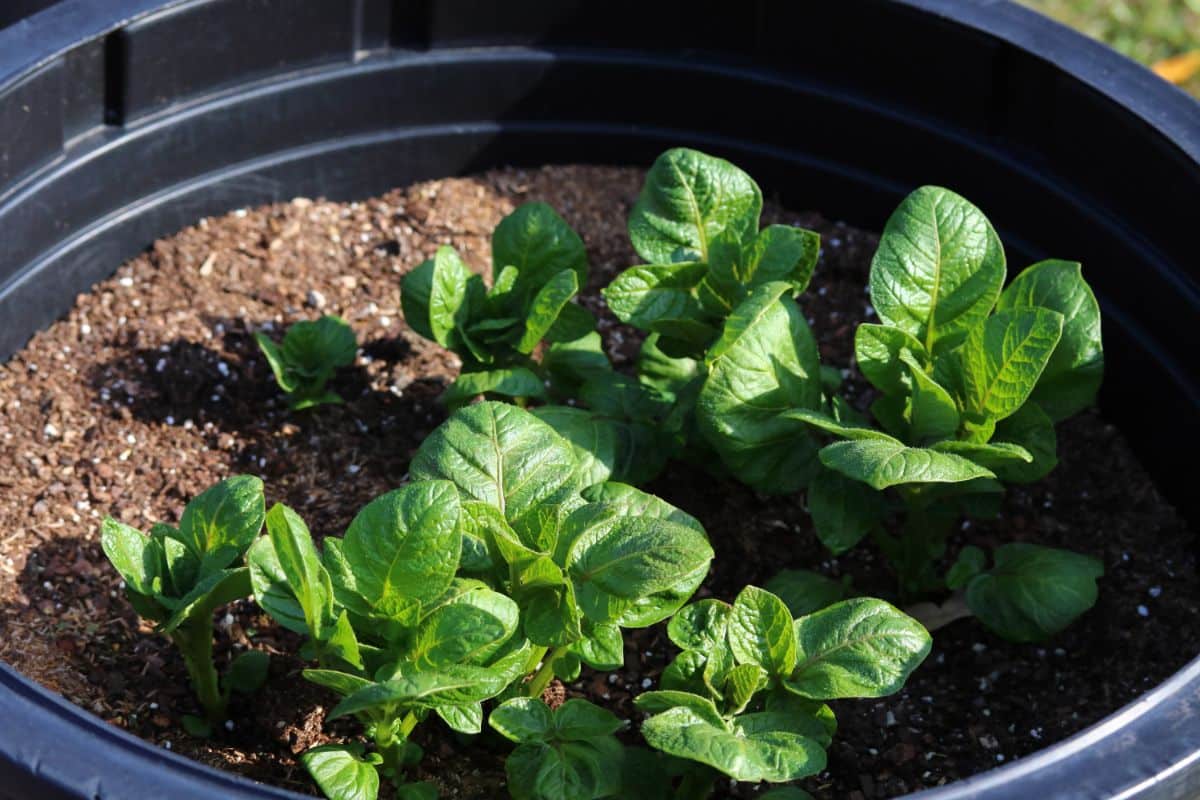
[0,1,1198,798]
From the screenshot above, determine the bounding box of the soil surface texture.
[1,165,1196,799]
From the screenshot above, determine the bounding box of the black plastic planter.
[1,1,1198,798]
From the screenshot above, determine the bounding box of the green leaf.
[634,691,726,728]
[544,302,596,344]
[492,202,588,310]
[820,439,994,490]
[780,408,898,442]
[764,570,853,619]
[991,402,1058,483]
[900,350,960,443]
[410,402,582,544]
[786,598,931,700]
[530,406,619,488]
[442,367,546,409]
[996,259,1103,421]
[436,702,484,734]
[697,286,823,493]
[854,324,930,396]
[101,518,159,596]
[930,440,1032,469]
[640,706,825,782]
[506,738,622,800]
[543,332,612,396]
[637,334,700,395]
[301,745,380,800]
[254,333,297,393]
[562,512,713,626]
[177,475,265,572]
[579,373,672,422]
[580,483,703,533]
[700,225,820,311]
[667,599,731,651]
[247,536,308,634]
[568,622,625,670]
[728,586,797,677]
[263,503,335,638]
[401,258,437,341]
[158,567,251,634]
[224,650,269,694]
[411,581,519,668]
[553,698,624,740]
[869,186,1005,356]
[302,669,373,698]
[341,481,462,617]
[426,246,474,348]
[181,714,212,739]
[329,666,508,720]
[491,697,555,743]
[724,663,767,713]
[965,544,1103,642]
[946,545,987,590]
[960,308,1064,424]
[518,269,580,354]
[602,262,708,331]
[396,783,438,800]
[807,469,888,554]
[524,584,584,647]
[629,147,762,264]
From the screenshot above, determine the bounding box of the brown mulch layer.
[0,165,1196,799]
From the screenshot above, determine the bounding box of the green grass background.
[1019,0,1200,97]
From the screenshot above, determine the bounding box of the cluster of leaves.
[636,586,929,790]
[400,202,600,408]
[244,401,714,800]
[255,315,357,409]
[680,181,1104,640]
[101,477,270,732]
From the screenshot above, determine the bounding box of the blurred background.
[1020,0,1200,97]
[1,1,1198,99]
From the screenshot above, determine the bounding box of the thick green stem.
[526,646,566,699]
[170,615,225,724]
[374,711,420,778]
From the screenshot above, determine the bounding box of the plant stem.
[526,646,565,698]
[170,615,225,724]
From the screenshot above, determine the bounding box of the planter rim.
[0,2,1198,799]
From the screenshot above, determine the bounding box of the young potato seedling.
[694,184,1105,641]
[255,315,357,410]
[100,476,269,732]
[401,202,602,408]
[637,587,929,797]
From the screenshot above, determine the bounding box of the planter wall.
[1,1,1198,798]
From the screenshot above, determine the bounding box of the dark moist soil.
[0,165,1196,800]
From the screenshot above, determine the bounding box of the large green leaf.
[728,586,797,678]
[807,469,888,554]
[410,581,519,668]
[282,315,358,376]
[636,333,700,395]
[401,257,437,341]
[580,483,703,533]
[518,269,580,354]
[628,148,762,264]
[602,262,708,331]
[965,544,1103,642]
[667,599,732,651]
[700,224,820,311]
[301,745,379,800]
[248,536,307,634]
[491,697,555,743]
[561,511,713,626]
[900,350,960,443]
[781,408,898,442]
[506,738,622,800]
[492,202,588,309]
[442,367,546,409]
[960,308,1064,424]
[543,332,613,396]
[786,598,931,700]
[411,402,582,542]
[176,475,265,572]
[697,285,823,493]
[634,691,726,727]
[531,406,618,487]
[869,186,1005,356]
[158,567,251,634]
[820,440,994,490]
[996,259,1103,421]
[341,481,462,616]
[553,698,625,740]
[329,666,509,719]
[640,706,825,782]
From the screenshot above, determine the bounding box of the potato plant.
[100,476,269,733]
[255,315,357,410]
